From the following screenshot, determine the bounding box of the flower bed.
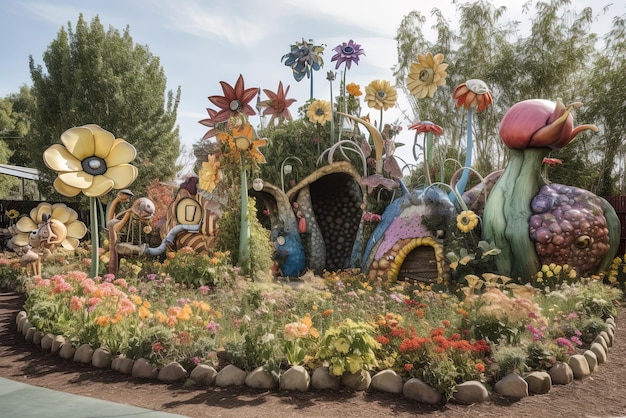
[4,250,624,403]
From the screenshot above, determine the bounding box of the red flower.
[404,363,414,372]
[475,362,486,373]
[409,120,443,135]
[199,108,220,140]
[259,81,297,125]
[208,74,258,123]
[542,157,563,166]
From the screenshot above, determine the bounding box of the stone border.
[15,310,616,405]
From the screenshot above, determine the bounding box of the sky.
[0,0,622,171]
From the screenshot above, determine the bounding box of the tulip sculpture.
[482,99,620,281]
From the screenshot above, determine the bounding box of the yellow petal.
[105,139,137,167]
[12,233,30,247]
[30,202,52,224]
[58,171,93,189]
[51,205,73,224]
[53,177,82,197]
[83,175,114,197]
[61,237,80,250]
[60,126,95,160]
[16,217,38,233]
[104,164,138,189]
[66,220,88,239]
[84,125,116,158]
[43,144,83,172]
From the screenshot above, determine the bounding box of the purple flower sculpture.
[331,39,365,70]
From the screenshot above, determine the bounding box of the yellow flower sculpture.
[364,80,398,110]
[43,124,138,197]
[407,53,448,98]
[456,210,479,233]
[198,154,222,193]
[12,202,87,250]
[306,99,332,124]
[217,122,266,163]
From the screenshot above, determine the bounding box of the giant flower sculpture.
[450,79,494,202]
[216,122,266,163]
[12,202,87,251]
[407,53,448,99]
[364,80,397,111]
[331,39,365,70]
[208,74,259,123]
[409,121,443,185]
[306,99,332,125]
[43,124,138,277]
[282,38,325,99]
[282,38,325,81]
[259,81,297,125]
[364,80,398,131]
[199,108,220,140]
[43,124,138,198]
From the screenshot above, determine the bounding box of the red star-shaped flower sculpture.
[208,74,259,123]
[260,81,297,125]
[199,108,219,139]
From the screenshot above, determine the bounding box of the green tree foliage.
[578,15,626,196]
[394,0,606,189]
[28,14,181,199]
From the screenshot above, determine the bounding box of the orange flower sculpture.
[453,79,493,112]
[217,122,266,163]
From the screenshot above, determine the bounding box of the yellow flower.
[456,210,479,233]
[43,124,138,197]
[407,52,448,98]
[306,99,332,124]
[5,209,19,219]
[11,202,87,250]
[364,80,398,110]
[198,154,222,193]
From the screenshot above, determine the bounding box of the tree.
[393,0,601,184]
[28,14,181,199]
[579,14,626,196]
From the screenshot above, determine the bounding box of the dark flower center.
[342,45,355,55]
[315,108,325,116]
[419,69,434,83]
[376,91,387,100]
[81,156,107,176]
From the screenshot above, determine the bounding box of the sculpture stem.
[90,196,99,278]
[482,147,549,281]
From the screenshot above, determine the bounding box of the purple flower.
[331,40,365,70]
[103,274,115,282]
[206,320,220,334]
[146,273,157,281]
[192,356,200,365]
[570,336,583,346]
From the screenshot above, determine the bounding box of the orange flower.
[452,79,493,112]
[139,305,152,319]
[217,122,267,163]
[404,363,414,372]
[475,362,486,373]
[70,296,85,311]
[94,315,111,327]
[322,309,334,316]
[346,82,362,96]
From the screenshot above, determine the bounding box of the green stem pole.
[89,196,99,278]
[238,159,251,275]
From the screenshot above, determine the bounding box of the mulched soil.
[2,288,626,418]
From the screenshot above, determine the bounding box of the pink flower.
[206,320,220,333]
[198,286,210,295]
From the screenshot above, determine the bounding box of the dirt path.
[2,289,626,417]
